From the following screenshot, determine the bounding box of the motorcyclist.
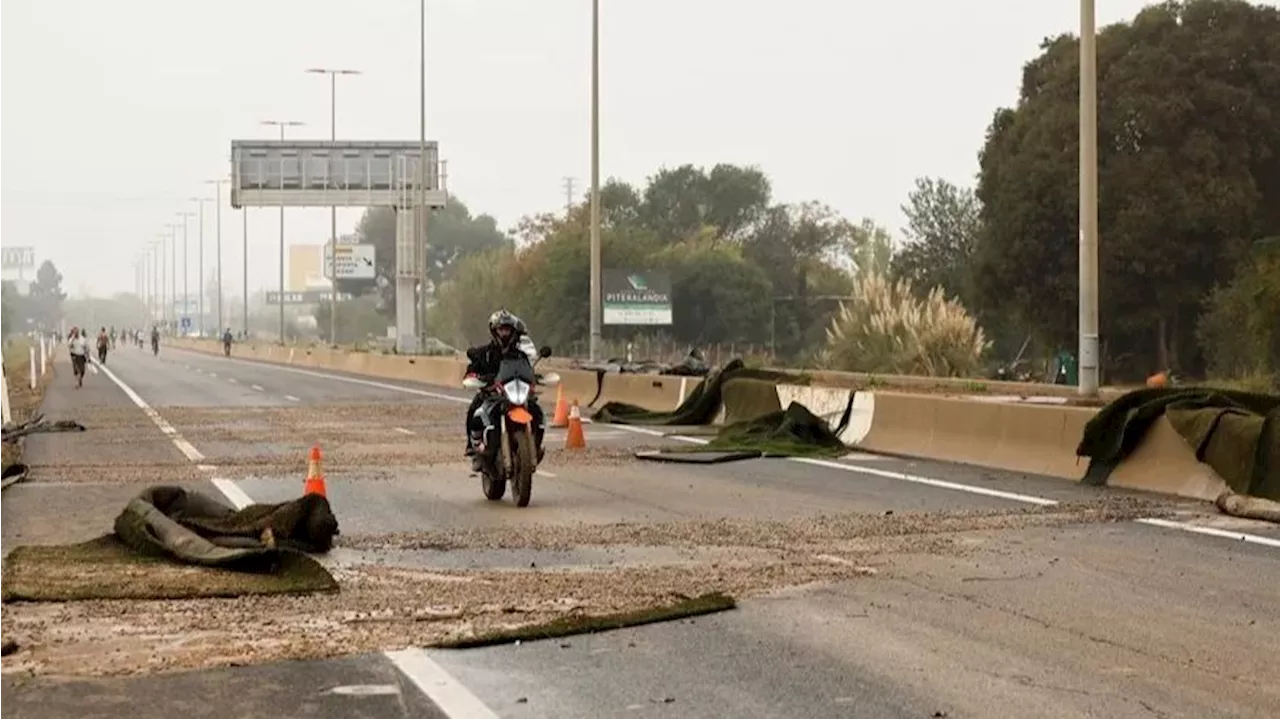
[463,309,545,472]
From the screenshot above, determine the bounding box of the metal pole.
[279,123,286,343]
[330,72,338,345]
[197,200,206,336]
[307,68,361,345]
[260,120,305,343]
[243,207,249,337]
[588,0,602,362]
[216,183,223,333]
[1078,0,1099,396]
[418,0,429,350]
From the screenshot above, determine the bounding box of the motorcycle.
[462,345,559,508]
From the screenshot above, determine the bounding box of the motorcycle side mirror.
[538,345,553,359]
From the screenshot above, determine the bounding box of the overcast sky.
[2,0,1156,299]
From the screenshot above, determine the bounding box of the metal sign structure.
[266,290,356,306]
[323,242,377,280]
[229,140,447,209]
[230,139,448,355]
[602,270,674,326]
[1,247,35,271]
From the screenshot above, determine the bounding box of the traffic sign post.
[266,290,355,305]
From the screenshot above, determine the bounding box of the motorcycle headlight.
[504,379,530,406]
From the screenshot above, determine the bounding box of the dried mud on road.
[2,396,1177,681]
[0,497,1170,679]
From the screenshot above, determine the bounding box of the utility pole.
[206,178,229,335]
[417,0,429,352]
[563,176,576,217]
[175,212,195,332]
[189,196,214,336]
[588,0,603,362]
[1078,0,1100,396]
[306,67,362,346]
[260,119,306,343]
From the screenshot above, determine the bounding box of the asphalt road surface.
[3,342,1279,719]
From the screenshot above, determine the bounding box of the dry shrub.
[821,272,989,377]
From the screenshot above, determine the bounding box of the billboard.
[266,290,355,305]
[2,247,35,271]
[602,270,673,326]
[323,242,377,280]
[230,140,448,209]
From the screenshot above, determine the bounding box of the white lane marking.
[209,372,218,378]
[284,394,301,402]
[228,378,238,384]
[1134,518,1280,549]
[171,348,470,404]
[394,427,416,435]
[251,384,265,392]
[794,457,1061,507]
[385,649,501,719]
[329,684,400,696]
[211,478,254,510]
[536,470,557,478]
[92,359,205,462]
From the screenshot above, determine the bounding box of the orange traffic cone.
[551,385,570,428]
[565,401,586,450]
[303,443,328,497]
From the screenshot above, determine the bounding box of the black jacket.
[465,335,539,381]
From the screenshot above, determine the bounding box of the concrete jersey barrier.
[179,339,1234,503]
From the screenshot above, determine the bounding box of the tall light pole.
[261,119,306,343]
[243,200,250,338]
[206,179,229,335]
[1078,0,1099,396]
[306,67,362,346]
[417,0,429,351]
[151,240,164,325]
[164,223,180,328]
[588,0,603,362]
[190,195,214,336]
[175,212,195,333]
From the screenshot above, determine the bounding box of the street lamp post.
[175,211,195,333]
[260,120,306,343]
[189,196,214,336]
[206,179,230,336]
[417,0,429,351]
[306,67,362,346]
[588,0,603,362]
[151,240,164,325]
[1078,0,1100,396]
[164,223,180,328]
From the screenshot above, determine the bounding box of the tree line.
[338,0,1280,385]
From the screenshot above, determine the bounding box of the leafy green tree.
[25,260,66,330]
[1197,240,1280,385]
[975,0,1280,378]
[1,281,21,337]
[638,164,773,243]
[650,228,774,344]
[314,295,391,345]
[743,202,857,358]
[891,177,980,303]
[427,246,523,349]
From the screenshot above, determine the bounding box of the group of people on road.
[64,324,162,389]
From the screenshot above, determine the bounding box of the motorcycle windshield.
[495,357,536,385]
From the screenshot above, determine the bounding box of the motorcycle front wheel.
[510,423,535,508]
